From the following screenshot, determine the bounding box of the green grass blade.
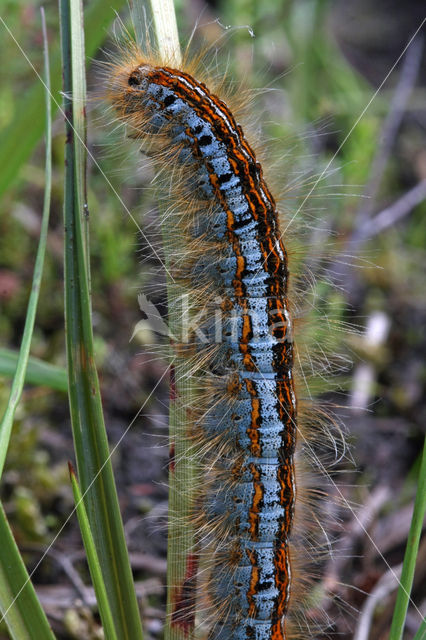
[0,0,127,199]
[389,436,426,640]
[413,617,426,640]
[0,348,67,393]
[68,463,119,640]
[0,501,56,640]
[59,0,144,637]
[0,8,53,479]
[0,12,56,638]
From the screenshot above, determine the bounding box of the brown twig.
[353,179,426,242]
[324,486,391,593]
[327,36,424,291]
[356,35,424,224]
[353,563,402,640]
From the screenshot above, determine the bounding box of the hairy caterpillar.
[105,37,341,640]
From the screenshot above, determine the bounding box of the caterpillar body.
[107,42,335,640]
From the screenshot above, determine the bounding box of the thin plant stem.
[132,3,198,639]
[59,0,144,636]
[389,436,426,640]
[0,7,52,479]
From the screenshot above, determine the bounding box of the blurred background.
[0,1,425,638]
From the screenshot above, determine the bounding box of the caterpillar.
[105,37,340,640]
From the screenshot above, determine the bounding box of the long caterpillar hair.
[99,17,350,640]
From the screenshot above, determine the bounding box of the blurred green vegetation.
[0,0,425,638]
